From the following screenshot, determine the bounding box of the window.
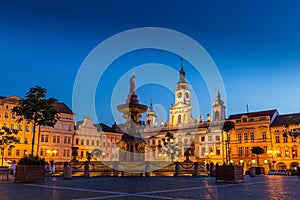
[67,150,70,157]
[18,125,22,131]
[45,135,49,143]
[92,140,94,146]
[284,136,288,143]
[41,135,45,142]
[86,139,90,145]
[64,136,68,144]
[262,132,266,142]
[238,133,242,142]
[103,142,106,147]
[40,149,44,156]
[25,126,29,132]
[285,150,289,157]
[152,140,156,145]
[275,136,280,143]
[112,143,115,148]
[244,133,248,141]
[4,112,8,118]
[208,136,212,141]
[215,136,220,141]
[63,150,67,157]
[201,136,205,142]
[7,149,12,156]
[67,137,71,144]
[216,147,220,155]
[80,151,84,157]
[76,138,79,145]
[53,136,60,143]
[292,149,297,157]
[81,139,84,145]
[238,147,243,156]
[292,137,297,142]
[97,140,99,146]
[263,146,267,153]
[16,150,20,156]
[250,132,254,142]
[3,123,7,128]
[10,124,14,130]
[24,138,28,144]
[24,150,28,156]
[11,113,15,119]
[245,147,249,156]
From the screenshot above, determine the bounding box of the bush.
[18,155,46,166]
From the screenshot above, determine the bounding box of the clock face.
[185,92,189,99]
[177,92,182,98]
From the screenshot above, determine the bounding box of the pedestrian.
[50,160,55,174]
[10,160,17,176]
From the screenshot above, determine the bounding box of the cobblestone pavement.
[1,175,300,200]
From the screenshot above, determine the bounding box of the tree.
[158,132,180,162]
[251,146,265,167]
[284,116,300,138]
[222,121,235,163]
[0,127,19,166]
[12,85,59,156]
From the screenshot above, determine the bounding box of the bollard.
[113,161,118,177]
[175,162,180,177]
[145,161,150,177]
[194,162,199,176]
[84,162,90,177]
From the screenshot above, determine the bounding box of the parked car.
[276,170,288,176]
[267,170,276,175]
[286,169,298,176]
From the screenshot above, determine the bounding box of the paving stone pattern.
[0,175,299,200]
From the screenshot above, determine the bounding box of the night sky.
[1,0,300,125]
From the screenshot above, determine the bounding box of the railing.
[54,161,208,177]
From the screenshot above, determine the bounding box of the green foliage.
[18,155,45,166]
[0,127,19,151]
[12,85,59,155]
[251,146,265,155]
[222,121,235,133]
[284,116,300,138]
[12,85,59,127]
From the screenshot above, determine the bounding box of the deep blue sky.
[1,0,300,125]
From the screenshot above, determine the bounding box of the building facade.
[143,62,225,164]
[74,118,122,161]
[0,95,75,163]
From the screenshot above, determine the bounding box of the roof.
[228,109,278,120]
[272,113,300,126]
[54,102,73,114]
[95,123,123,134]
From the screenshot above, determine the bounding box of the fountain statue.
[117,74,147,161]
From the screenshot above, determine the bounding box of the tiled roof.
[228,109,278,120]
[95,123,123,134]
[54,102,73,114]
[272,113,300,126]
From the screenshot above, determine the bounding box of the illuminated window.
[10,124,14,130]
[238,147,243,156]
[24,138,28,144]
[16,150,20,156]
[238,133,242,143]
[275,136,280,143]
[250,132,254,142]
[244,133,248,141]
[245,147,249,156]
[262,132,266,142]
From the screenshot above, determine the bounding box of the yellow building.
[270,113,300,171]
[226,110,278,172]
[0,95,75,163]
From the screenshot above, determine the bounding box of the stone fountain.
[117,74,147,161]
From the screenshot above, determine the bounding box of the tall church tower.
[168,58,196,126]
[146,100,157,127]
[212,90,226,121]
